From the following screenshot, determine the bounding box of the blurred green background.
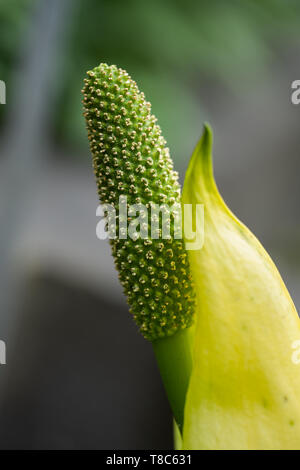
[0,0,299,449]
[2,0,300,160]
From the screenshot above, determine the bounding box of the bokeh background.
[0,0,299,449]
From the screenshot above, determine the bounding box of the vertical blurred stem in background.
[0,0,75,397]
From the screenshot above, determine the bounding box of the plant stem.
[152,327,193,434]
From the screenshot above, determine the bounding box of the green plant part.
[82,64,300,450]
[181,125,300,450]
[82,63,195,431]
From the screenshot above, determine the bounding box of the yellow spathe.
[181,124,300,450]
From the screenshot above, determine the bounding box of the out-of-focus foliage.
[1,0,300,160]
[0,0,35,123]
[58,0,300,160]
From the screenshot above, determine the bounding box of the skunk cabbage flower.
[82,64,195,341]
[83,64,300,449]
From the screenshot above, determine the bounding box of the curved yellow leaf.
[181,124,300,450]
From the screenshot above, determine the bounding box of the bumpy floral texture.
[82,64,195,340]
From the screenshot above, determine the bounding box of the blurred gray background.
[0,0,299,449]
